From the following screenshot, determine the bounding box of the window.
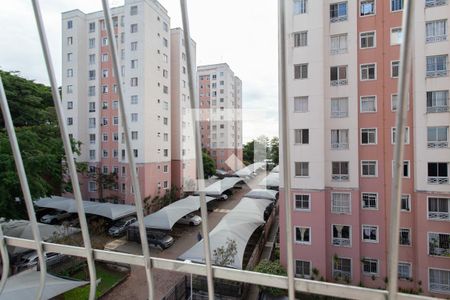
[131,24,138,33]
[131,41,138,51]
[131,131,138,140]
[112,101,118,109]
[360,31,375,48]
[66,85,73,94]
[332,161,349,181]
[361,128,377,145]
[101,53,108,62]
[331,97,348,118]
[163,22,169,32]
[330,2,348,23]
[89,54,96,65]
[294,194,310,211]
[295,162,309,177]
[391,61,400,78]
[131,77,138,86]
[429,269,450,293]
[331,129,349,150]
[330,34,348,54]
[294,129,309,144]
[428,233,450,257]
[163,38,168,48]
[88,86,95,96]
[89,70,96,80]
[131,59,138,69]
[131,113,138,122]
[427,55,448,77]
[362,193,378,209]
[293,0,307,14]
[401,195,411,212]
[67,117,73,126]
[102,69,108,78]
[391,94,410,111]
[361,160,377,177]
[163,165,168,173]
[362,258,378,275]
[131,95,138,105]
[426,20,447,43]
[331,193,351,214]
[102,37,108,46]
[130,5,138,15]
[163,149,169,157]
[428,162,449,184]
[295,260,311,278]
[67,101,73,110]
[133,149,138,158]
[67,20,73,29]
[428,127,448,148]
[88,38,95,49]
[102,117,108,126]
[360,96,376,112]
[360,63,376,80]
[362,225,378,242]
[333,257,351,280]
[294,64,308,79]
[102,133,108,142]
[428,197,450,220]
[427,90,449,113]
[67,36,73,45]
[163,54,168,63]
[102,85,108,94]
[88,102,96,113]
[391,0,403,11]
[163,117,168,125]
[88,181,97,192]
[295,227,311,244]
[391,127,410,144]
[391,28,403,45]
[332,225,351,247]
[360,0,375,16]
[398,263,411,280]
[330,66,348,86]
[294,31,308,47]
[102,149,108,158]
[163,86,169,94]
[89,22,95,32]
[67,53,73,62]
[88,118,96,128]
[399,228,411,246]
[294,96,308,112]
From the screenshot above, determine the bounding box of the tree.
[202,149,216,178]
[213,238,237,267]
[243,140,255,165]
[87,167,118,202]
[269,137,279,165]
[254,259,287,296]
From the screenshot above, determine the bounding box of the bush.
[254,259,287,296]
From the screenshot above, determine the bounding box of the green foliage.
[143,185,180,214]
[243,135,271,165]
[243,140,255,165]
[213,238,237,267]
[254,259,287,296]
[269,137,279,165]
[87,167,118,202]
[202,149,216,178]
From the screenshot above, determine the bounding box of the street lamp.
[185,260,193,300]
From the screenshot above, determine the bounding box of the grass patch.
[63,263,127,300]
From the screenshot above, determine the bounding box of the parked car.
[40,210,72,224]
[17,251,64,270]
[146,232,174,249]
[108,216,137,237]
[177,213,202,226]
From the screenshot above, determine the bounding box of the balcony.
[330,15,348,23]
[330,79,348,86]
[331,143,349,150]
[429,246,450,257]
[426,69,449,78]
[428,176,449,184]
[426,35,448,43]
[425,0,448,7]
[428,141,449,148]
[333,270,351,281]
[428,211,450,220]
[332,174,349,181]
[330,111,348,118]
[427,105,450,113]
[332,237,351,247]
[330,48,347,55]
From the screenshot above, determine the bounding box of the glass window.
[294,31,308,47]
[294,194,310,211]
[294,64,308,79]
[295,260,311,278]
[361,128,377,145]
[362,193,378,209]
[294,129,309,144]
[360,96,376,112]
[330,2,348,23]
[360,0,375,16]
[295,227,311,244]
[361,160,377,177]
[360,31,375,48]
[331,193,351,214]
[330,34,348,54]
[294,96,308,112]
[293,0,307,14]
[362,225,378,242]
[295,162,309,177]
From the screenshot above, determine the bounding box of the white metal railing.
[330,15,348,23]
[427,105,450,113]
[331,111,348,118]
[428,176,449,184]
[426,69,449,77]
[430,283,450,293]
[0,1,435,300]
[429,246,450,256]
[428,211,450,220]
[426,35,448,43]
[330,48,348,55]
[427,141,448,148]
[332,238,351,247]
[332,174,350,181]
[333,270,351,281]
[331,79,348,86]
[425,0,448,7]
[331,143,349,150]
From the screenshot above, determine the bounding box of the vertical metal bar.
[180,1,215,298]
[278,0,295,299]
[388,0,414,299]
[0,225,8,295]
[100,1,155,299]
[0,76,47,299]
[30,1,97,299]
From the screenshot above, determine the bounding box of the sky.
[0,0,279,143]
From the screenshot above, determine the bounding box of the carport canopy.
[178,197,272,269]
[198,177,244,197]
[131,195,215,230]
[0,270,88,300]
[35,196,136,220]
[245,189,278,201]
[234,162,266,177]
[258,172,279,188]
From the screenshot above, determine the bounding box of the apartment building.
[280,0,450,296]
[62,0,176,205]
[198,63,243,171]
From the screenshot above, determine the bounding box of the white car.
[40,210,71,224]
[177,213,202,226]
[17,251,64,269]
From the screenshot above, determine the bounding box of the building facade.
[62,0,185,205]
[198,63,243,171]
[280,0,450,296]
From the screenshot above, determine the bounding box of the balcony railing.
[430,282,450,293]
[429,246,450,256]
[332,238,351,247]
[425,0,448,7]
[427,105,450,113]
[330,48,348,55]
[331,143,349,150]
[426,69,449,78]
[332,174,350,181]
[330,79,348,86]
[428,176,449,184]
[428,211,450,220]
[426,35,448,43]
[330,111,348,118]
[330,15,348,23]
[427,141,449,148]
[333,270,351,281]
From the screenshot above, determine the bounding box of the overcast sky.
[0,0,279,143]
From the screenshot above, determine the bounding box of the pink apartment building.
[62,0,196,206]
[198,63,243,171]
[280,0,450,296]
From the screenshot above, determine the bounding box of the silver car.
[176,213,202,226]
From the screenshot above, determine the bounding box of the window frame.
[360,0,376,16]
[294,194,311,211]
[360,128,378,145]
[294,226,312,245]
[360,31,376,49]
[360,95,377,113]
[360,63,377,81]
[361,160,378,177]
[362,224,379,243]
[361,192,379,210]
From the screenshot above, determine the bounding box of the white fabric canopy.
[271,165,279,173]
[35,196,136,220]
[245,189,278,201]
[258,172,280,188]
[131,195,215,230]
[178,197,272,269]
[199,177,244,196]
[234,162,266,177]
[1,220,80,255]
[0,270,88,300]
